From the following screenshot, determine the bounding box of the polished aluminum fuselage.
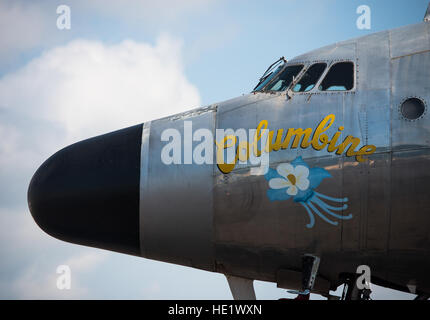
[139,22,430,294]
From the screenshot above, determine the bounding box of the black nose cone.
[28,124,143,256]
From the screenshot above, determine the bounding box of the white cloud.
[141,281,162,298]
[0,207,53,252]
[11,251,108,299]
[12,263,87,299]
[64,252,109,273]
[0,0,220,66]
[0,205,110,299]
[0,35,200,299]
[0,35,201,206]
[0,1,55,67]
[0,35,200,143]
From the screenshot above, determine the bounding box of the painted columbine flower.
[264,156,352,228]
[265,156,327,203]
[268,163,310,196]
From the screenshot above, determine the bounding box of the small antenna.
[424,2,430,22]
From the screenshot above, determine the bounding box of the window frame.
[261,63,307,94]
[287,59,356,95]
[291,62,328,93]
[316,60,356,93]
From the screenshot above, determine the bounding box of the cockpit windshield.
[253,65,283,91]
[262,64,304,92]
[253,57,286,92]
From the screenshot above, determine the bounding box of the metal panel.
[213,87,350,281]
[139,121,151,257]
[391,52,430,150]
[341,32,392,252]
[390,150,430,252]
[357,31,390,90]
[388,26,430,290]
[140,110,215,270]
[390,23,429,59]
[290,41,356,63]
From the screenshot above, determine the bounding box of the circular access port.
[400,97,426,121]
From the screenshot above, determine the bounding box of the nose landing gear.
[286,254,320,300]
[341,274,372,300]
[282,257,373,300]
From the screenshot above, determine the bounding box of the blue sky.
[0,0,428,299]
[2,0,428,103]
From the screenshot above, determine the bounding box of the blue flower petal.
[265,157,331,203]
[293,189,314,203]
[291,156,308,168]
[267,188,292,201]
[264,167,281,181]
[309,167,331,189]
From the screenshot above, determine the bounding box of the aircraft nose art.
[27,124,143,256]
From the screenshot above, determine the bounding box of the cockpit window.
[319,61,354,91]
[264,64,304,92]
[254,65,283,91]
[292,63,327,92]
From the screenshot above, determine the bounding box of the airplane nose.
[27,124,143,256]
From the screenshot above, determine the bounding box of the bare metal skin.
[139,20,430,297]
[29,12,430,299]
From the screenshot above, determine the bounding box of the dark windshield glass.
[264,64,304,91]
[319,62,354,91]
[292,63,327,92]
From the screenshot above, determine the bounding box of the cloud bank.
[0,35,200,298]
